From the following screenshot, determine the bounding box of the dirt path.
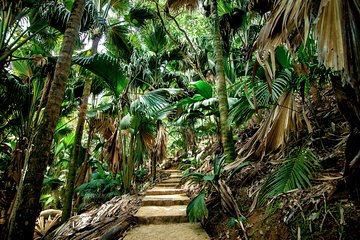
[123,169,209,240]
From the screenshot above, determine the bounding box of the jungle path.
[123,169,210,240]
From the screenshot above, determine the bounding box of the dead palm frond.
[316,0,360,83]
[106,129,122,174]
[165,0,199,11]
[226,91,302,170]
[252,0,312,79]
[252,0,360,84]
[153,121,168,163]
[34,210,62,240]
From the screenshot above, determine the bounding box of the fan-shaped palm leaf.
[40,0,97,33]
[229,72,289,126]
[106,25,133,61]
[73,53,129,97]
[143,21,167,55]
[130,88,182,118]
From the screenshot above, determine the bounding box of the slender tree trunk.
[210,0,236,162]
[62,77,92,222]
[62,34,101,222]
[6,0,85,238]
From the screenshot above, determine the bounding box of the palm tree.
[62,0,112,222]
[7,0,86,238]
[165,0,236,162]
[210,0,236,162]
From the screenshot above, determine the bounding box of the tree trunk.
[62,34,101,222]
[62,78,92,222]
[210,0,236,163]
[6,0,85,238]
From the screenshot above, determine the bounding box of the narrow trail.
[123,169,210,240]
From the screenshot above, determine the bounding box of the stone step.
[142,194,190,206]
[162,178,182,183]
[146,187,185,195]
[123,223,210,240]
[168,174,182,178]
[135,205,188,224]
[160,169,182,173]
[157,182,179,187]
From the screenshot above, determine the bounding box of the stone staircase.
[123,169,209,240]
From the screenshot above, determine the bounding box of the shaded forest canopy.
[1,0,360,239]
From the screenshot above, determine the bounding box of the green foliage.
[229,70,289,126]
[190,81,213,99]
[258,148,319,206]
[130,88,182,119]
[227,216,246,228]
[73,54,129,97]
[184,155,226,183]
[76,171,121,206]
[127,7,156,27]
[135,166,148,182]
[40,194,56,208]
[143,21,167,55]
[43,176,64,191]
[106,25,133,61]
[186,191,208,223]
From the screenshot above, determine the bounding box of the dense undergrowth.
[181,86,360,240]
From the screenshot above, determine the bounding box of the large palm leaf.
[143,21,168,55]
[73,53,129,97]
[130,88,182,119]
[226,91,302,170]
[258,148,319,206]
[39,0,97,33]
[252,0,360,84]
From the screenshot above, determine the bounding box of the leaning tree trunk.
[6,0,85,239]
[62,34,101,222]
[210,0,236,163]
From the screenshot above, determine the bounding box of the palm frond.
[186,191,208,223]
[143,21,168,55]
[130,88,182,118]
[258,148,319,206]
[229,73,289,126]
[0,72,31,130]
[106,25,133,61]
[40,0,97,33]
[152,121,167,164]
[316,0,360,82]
[190,80,213,99]
[227,91,302,170]
[73,54,129,97]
